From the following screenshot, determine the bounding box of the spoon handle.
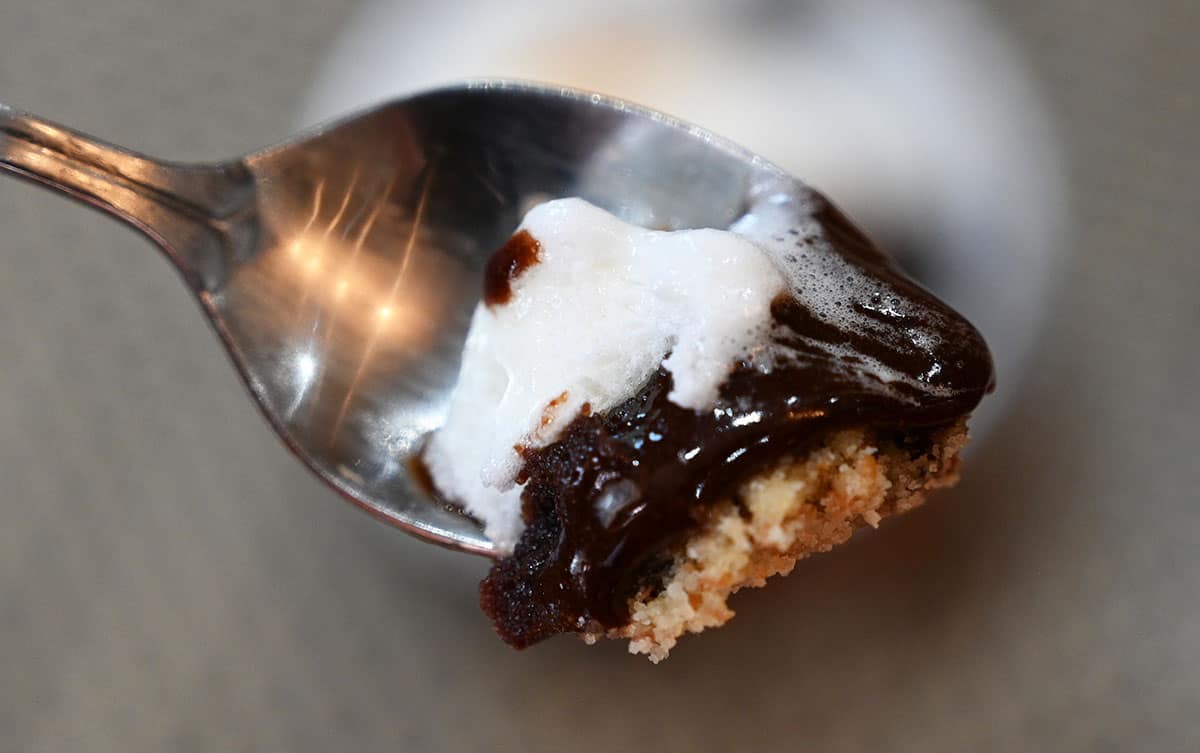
[0,104,256,292]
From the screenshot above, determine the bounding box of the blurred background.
[0,0,1196,750]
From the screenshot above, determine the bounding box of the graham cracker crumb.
[602,421,969,662]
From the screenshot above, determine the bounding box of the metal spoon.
[0,81,788,557]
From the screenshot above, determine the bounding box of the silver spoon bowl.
[0,81,790,556]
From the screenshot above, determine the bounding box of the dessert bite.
[424,190,993,661]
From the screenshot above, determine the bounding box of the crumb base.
[600,422,969,662]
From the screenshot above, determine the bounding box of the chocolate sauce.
[476,195,993,648]
[483,229,541,306]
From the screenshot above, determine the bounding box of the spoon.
[0,81,789,557]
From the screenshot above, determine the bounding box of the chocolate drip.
[483,229,541,306]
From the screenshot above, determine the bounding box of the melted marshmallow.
[424,198,785,549]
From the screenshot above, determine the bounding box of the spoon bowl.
[0,82,789,555]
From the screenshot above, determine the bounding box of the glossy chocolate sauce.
[483,229,541,306]
[476,196,993,648]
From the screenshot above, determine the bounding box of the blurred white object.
[300,0,1066,438]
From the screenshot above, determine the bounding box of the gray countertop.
[2,1,1197,750]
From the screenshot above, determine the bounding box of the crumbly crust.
[595,421,969,662]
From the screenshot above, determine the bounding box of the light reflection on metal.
[1,85,795,556]
[295,169,361,319]
[319,174,396,338]
[323,168,359,239]
[297,352,317,382]
[388,162,434,300]
[330,162,437,441]
[301,179,325,235]
[285,349,320,420]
